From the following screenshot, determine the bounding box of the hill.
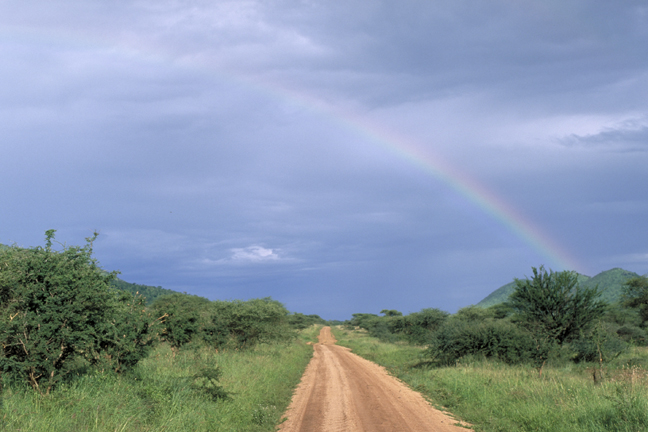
[477,268,640,308]
[109,277,178,305]
[580,268,641,304]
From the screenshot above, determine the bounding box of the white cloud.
[200,245,288,266]
[231,245,280,262]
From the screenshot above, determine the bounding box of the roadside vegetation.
[0,231,320,431]
[335,266,648,431]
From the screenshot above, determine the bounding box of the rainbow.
[237,79,584,273]
[3,27,584,272]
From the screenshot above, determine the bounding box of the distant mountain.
[110,278,178,305]
[477,268,640,308]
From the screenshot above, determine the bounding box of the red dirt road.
[278,327,469,432]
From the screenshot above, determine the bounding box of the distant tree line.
[347,266,648,372]
[0,231,316,395]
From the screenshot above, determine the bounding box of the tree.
[380,309,403,317]
[0,230,117,394]
[509,266,607,345]
[622,275,648,326]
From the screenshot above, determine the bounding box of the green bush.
[91,290,160,373]
[210,298,294,348]
[288,313,326,329]
[396,308,448,345]
[426,318,542,366]
[150,293,209,351]
[0,231,117,394]
[616,325,648,345]
[571,322,628,363]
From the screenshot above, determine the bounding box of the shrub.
[150,293,209,351]
[210,298,293,348]
[616,325,648,345]
[398,308,448,345]
[426,318,542,366]
[91,290,160,373]
[0,230,117,394]
[571,322,628,363]
[622,275,648,325]
[288,313,327,330]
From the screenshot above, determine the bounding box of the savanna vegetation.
[4,230,648,431]
[339,266,648,431]
[0,231,321,431]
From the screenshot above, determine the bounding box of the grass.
[332,326,648,432]
[0,331,317,431]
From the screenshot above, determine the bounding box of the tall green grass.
[332,326,648,432]
[1,335,314,431]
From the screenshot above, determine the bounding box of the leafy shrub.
[91,291,160,373]
[395,308,448,345]
[150,293,209,351]
[426,318,542,366]
[288,313,327,329]
[571,322,628,363]
[0,231,117,394]
[616,325,648,345]
[622,275,648,325]
[210,298,293,348]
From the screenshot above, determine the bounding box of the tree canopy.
[509,266,607,345]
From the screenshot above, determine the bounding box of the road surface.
[278,327,469,432]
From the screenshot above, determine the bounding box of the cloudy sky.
[2,0,647,319]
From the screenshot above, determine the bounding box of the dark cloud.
[1,0,647,319]
[562,120,648,151]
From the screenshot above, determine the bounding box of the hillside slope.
[477,268,639,308]
[110,278,178,305]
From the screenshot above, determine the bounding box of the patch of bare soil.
[278,327,470,431]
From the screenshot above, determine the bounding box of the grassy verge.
[331,326,648,432]
[296,324,324,344]
[1,337,313,431]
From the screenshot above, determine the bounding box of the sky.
[1,0,647,320]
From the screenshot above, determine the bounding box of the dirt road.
[278,327,469,432]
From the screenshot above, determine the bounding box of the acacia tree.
[509,266,607,345]
[0,230,117,394]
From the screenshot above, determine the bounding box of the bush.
[426,318,542,366]
[397,308,448,345]
[0,231,117,394]
[150,293,210,351]
[91,291,160,373]
[288,313,327,330]
[571,322,628,363]
[616,325,648,345]
[210,298,294,348]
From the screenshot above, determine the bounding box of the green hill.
[580,268,641,304]
[109,278,178,305]
[477,268,640,308]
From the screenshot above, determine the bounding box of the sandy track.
[278,327,469,432]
